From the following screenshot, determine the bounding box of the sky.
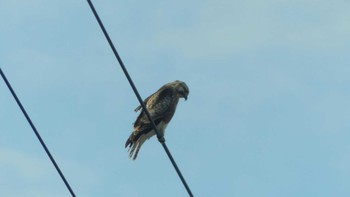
[1,0,350,196]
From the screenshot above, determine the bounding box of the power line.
[0,68,76,197]
[86,1,194,196]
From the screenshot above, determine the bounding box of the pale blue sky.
[1,0,350,196]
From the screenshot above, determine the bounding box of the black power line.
[0,68,76,197]
[86,1,194,196]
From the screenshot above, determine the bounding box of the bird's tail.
[125,134,146,160]
[125,136,132,149]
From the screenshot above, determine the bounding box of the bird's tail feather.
[125,137,132,149]
[128,143,137,159]
[128,136,146,160]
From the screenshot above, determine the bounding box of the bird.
[125,80,189,160]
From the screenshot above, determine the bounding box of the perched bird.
[125,80,189,160]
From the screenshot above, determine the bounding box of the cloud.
[0,148,101,196]
[0,0,80,24]
[0,148,49,179]
[152,0,350,59]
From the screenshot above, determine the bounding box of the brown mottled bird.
[125,80,189,160]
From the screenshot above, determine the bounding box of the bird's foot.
[158,136,165,143]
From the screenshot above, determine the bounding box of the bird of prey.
[125,80,189,160]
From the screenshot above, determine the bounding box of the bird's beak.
[184,95,188,100]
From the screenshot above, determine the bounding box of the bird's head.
[173,80,189,100]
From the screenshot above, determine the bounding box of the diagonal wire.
[0,68,76,197]
[86,1,194,196]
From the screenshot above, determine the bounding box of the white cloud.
[0,148,49,179]
[153,0,350,59]
[0,148,101,196]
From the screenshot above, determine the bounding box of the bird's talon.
[158,137,165,143]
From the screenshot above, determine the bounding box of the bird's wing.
[140,88,174,121]
[132,87,175,136]
[134,82,171,112]
[134,93,154,112]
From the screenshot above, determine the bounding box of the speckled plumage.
[125,80,189,160]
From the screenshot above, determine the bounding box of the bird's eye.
[179,89,185,94]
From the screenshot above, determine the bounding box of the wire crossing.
[86,1,194,196]
[0,68,76,197]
